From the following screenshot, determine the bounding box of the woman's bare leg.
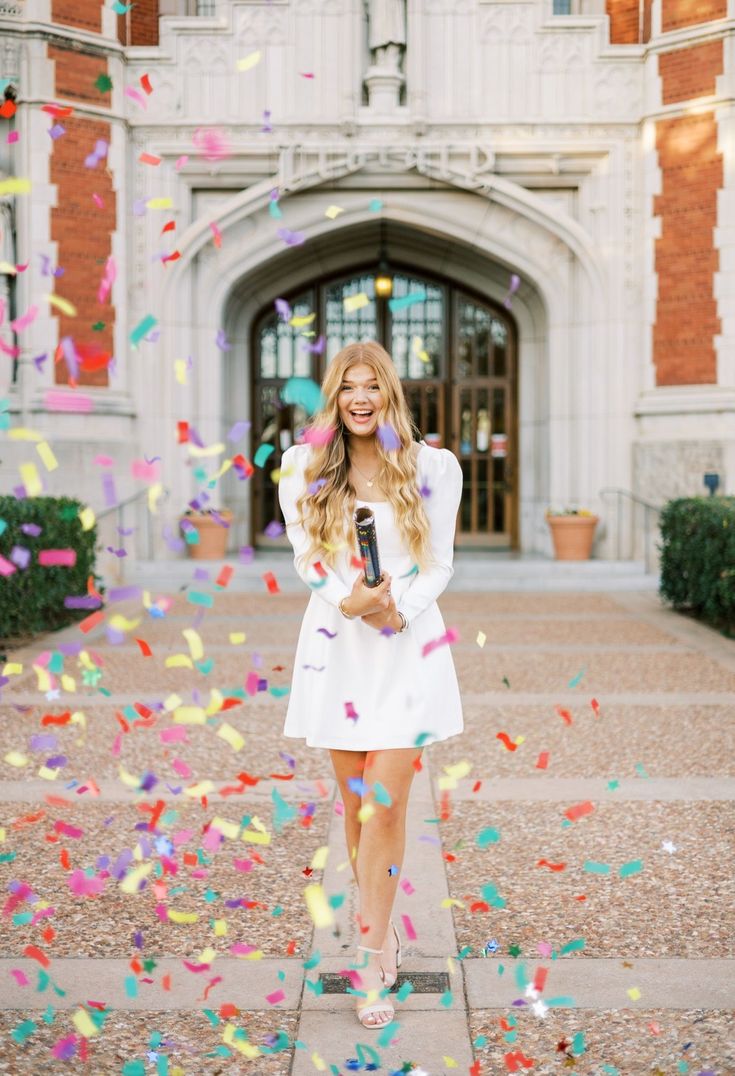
[329,749,367,884]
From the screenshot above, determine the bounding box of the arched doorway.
[251,263,518,549]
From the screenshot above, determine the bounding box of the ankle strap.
[357,945,383,955]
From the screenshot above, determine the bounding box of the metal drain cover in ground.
[319,971,451,994]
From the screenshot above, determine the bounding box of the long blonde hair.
[294,341,434,572]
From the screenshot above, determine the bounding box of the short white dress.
[277,441,464,750]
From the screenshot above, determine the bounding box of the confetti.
[237,50,262,71]
[343,292,370,313]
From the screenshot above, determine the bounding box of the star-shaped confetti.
[661,840,677,854]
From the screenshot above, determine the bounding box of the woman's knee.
[362,799,408,834]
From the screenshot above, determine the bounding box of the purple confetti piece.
[94,139,109,158]
[188,425,205,448]
[60,336,79,381]
[48,123,65,140]
[132,198,147,217]
[215,328,231,351]
[64,595,103,609]
[134,931,144,949]
[57,642,82,656]
[193,567,209,581]
[509,273,520,293]
[45,755,67,769]
[227,420,250,442]
[108,585,141,602]
[274,298,291,321]
[84,151,100,169]
[144,454,161,464]
[33,352,48,372]
[10,546,31,569]
[102,472,118,508]
[264,520,284,539]
[39,254,53,276]
[239,545,254,564]
[307,478,327,495]
[20,523,42,536]
[301,334,325,354]
[377,423,401,451]
[30,734,58,752]
[317,628,337,639]
[261,110,273,133]
[251,652,264,669]
[276,227,305,247]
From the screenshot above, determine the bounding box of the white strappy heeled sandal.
[353,944,395,1029]
[380,920,403,989]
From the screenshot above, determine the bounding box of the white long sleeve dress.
[277,441,464,750]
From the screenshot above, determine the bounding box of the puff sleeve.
[397,447,463,624]
[278,444,352,609]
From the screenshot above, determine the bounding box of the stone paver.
[0,579,733,1074]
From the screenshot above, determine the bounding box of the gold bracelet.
[339,598,356,620]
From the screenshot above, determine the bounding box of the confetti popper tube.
[354,507,382,587]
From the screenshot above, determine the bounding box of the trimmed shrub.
[0,496,98,642]
[659,496,735,634]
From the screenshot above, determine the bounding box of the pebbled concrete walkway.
[0,570,733,1074]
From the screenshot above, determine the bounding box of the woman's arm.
[396,447,463,624]
[277,445,352,609]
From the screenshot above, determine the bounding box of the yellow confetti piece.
[199,946,217,964]
[2,663,22,676]
[411,335,430,362]
[173,706,206,724]
[148,482,165,514]
[188,442,225,458]
[4,751,28,768]
[118,766,142,789]
[217,722,245,752]
[120,862,153,894]
[213,919,228,937]
[241,827,271,846]
[358,802,375,824]
[168,909,198,924]
[45,293,77,317]
[182,628,204,661]
[72,1008,99,1038]
[211,458,232,482]
[229,632,247,644]
[164,693,183,712]
[234,948,263,960]
[343,292,370,313]
[36,441,58,471]
[184,780,215,798]
[515,735,525,746]
[311,845,329,871]
[0,177,31,196]
[325,205,344,220]
[8,427,43,442]
[237,50,261,71]
[0,828,5,843]
[210,817,240,840]
[447,956,457,976]
[61,674,77,692]
[109,615,141,633]
[174,359,188,386]
[37,765,59,780]
[33,665,52,692]
[79,506,96,531]
[627,987,641,1001]
[289,312,316,327]
[444,760,472,780]
[476,631,486,648]
[205,689,224,716]
[304,883,333,929]
[146,197,173,209]
[165,654,193,669]
[78,651,95,670]
[20,462,42,497]
[0,261,18,274]
[311,1052,327,1072]
[443,1057,458,1069]
[440,898,465,908]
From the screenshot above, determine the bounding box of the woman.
[278,341,463,1029]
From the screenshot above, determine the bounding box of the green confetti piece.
[546,995,576,1007]
[327,892,345,909]
[157,1056,169,1076]
[124,975,138,998]
[130,314,158,346]
[497,963,505,975]
[514,962,530,990]
[13,912,31,925]
[601,1066,620,1075]
[571,1031,585,1055]
[619,859,644,878]
[0,852,17,864]
[272,904,284,917]
[304,976,323,995]
[377,1018,399,1047]
[607,779,620,791]
[11,1019,36,1045]
[369,780,391,807]
[122,1060,146,1076]
[583,860,611,874]
[476,827,501,847]
[634,762,650,779]
[48,652,64,674]
[187,590,213,607]
[567,666,586,687]
[439,989,453,1007]
[388,290,427,313]
[303,951,321,971]
[202,1008,219,1027]
[94,73,113,93]
[269,685,290,698]
[457,946,472,960]
[272,786,298,832]
[473,1034,488,1047]
[481,882,506,909]
[253,443,275,468]
[395,981,414,1002]
[281,377,324,416]
[504,1030,518,1043]
[355,1043,381,1068]
[368,197,383,212]
[507,944,521,957]
[677,1062,689,1074]
[559,937,586,955]
[42,1004,54,1024]
[195,658,214,675]
[92,321,106,331]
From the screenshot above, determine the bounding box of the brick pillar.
[118,0,159,46]
[661,0,726,32]
[652,40,724,386]
[48,45,117,386]
[51,0,104,34]
[606,0,641,44]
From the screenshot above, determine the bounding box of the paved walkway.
[1,572,734,1074]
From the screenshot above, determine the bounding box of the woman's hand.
[341,571,393,618]
[361,597,402,633]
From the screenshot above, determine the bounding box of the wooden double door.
[252,266,517,548]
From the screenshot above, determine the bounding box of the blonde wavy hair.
[295,341,435,572]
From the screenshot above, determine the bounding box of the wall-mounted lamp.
[374,221,393,298]
[703,472,720,496]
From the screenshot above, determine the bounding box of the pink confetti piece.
[7,130,19,144]
[171,758,192,778]
[304,425,335,446]
[266,989,286,1005]
[175,155,189,170]
[10,304,38,333]
[124,85,147,109]
[131,459,159,481]
[210,221,223,248]
[92,193,104,208]
[233,859,254,873]
[0,554,17,577]
[38,549,77,567]
[400,878,415,895]
[160,726,188,743]
[401,913,417,941]
[421,626,459,657]
[44,390,93,413]
[11,969,30,986]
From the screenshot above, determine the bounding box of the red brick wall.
[51,0,103,34]
[653,113,722,385]
[118,0,159,45]
[48,46,116,387]
[662,0,726,32]
[660,40,723,104]
[606,0,640,44]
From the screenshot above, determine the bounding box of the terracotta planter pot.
[546,514,598,560]
[181,511,233,560]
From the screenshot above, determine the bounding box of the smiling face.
[337,362,385,440]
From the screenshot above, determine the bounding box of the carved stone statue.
[366,0,406,72]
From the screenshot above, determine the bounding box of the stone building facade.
[0,0,732,559]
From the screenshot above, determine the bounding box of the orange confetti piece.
[216,565,233,588]
[472,780,482,792]
[555,705,573,725]
[565,801,595,822]
[41,711,71,726]
[139,152,161,166]
[23,945,50,968]
[496,731,518,752]
[536,859,566,872]
[44,795,71,808]
[263,571,280,594]
[59,849,71,871]
[140,73,153,95]
[535,751,550,770]
[135,638,153,657]
[78,610,105,634]
[162,974,171,991]
[590,697,601,717]
[286,939,297,955]
[177,420,189,443]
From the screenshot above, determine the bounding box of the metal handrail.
[598,486,664,574]
[96,487,166,581]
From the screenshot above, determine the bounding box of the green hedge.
[0,496,98,642]
[659,496,735,634]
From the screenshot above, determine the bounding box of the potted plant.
[545,507,599,560]
[180,508,233,560]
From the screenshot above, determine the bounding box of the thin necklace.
[351,457,380,488]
